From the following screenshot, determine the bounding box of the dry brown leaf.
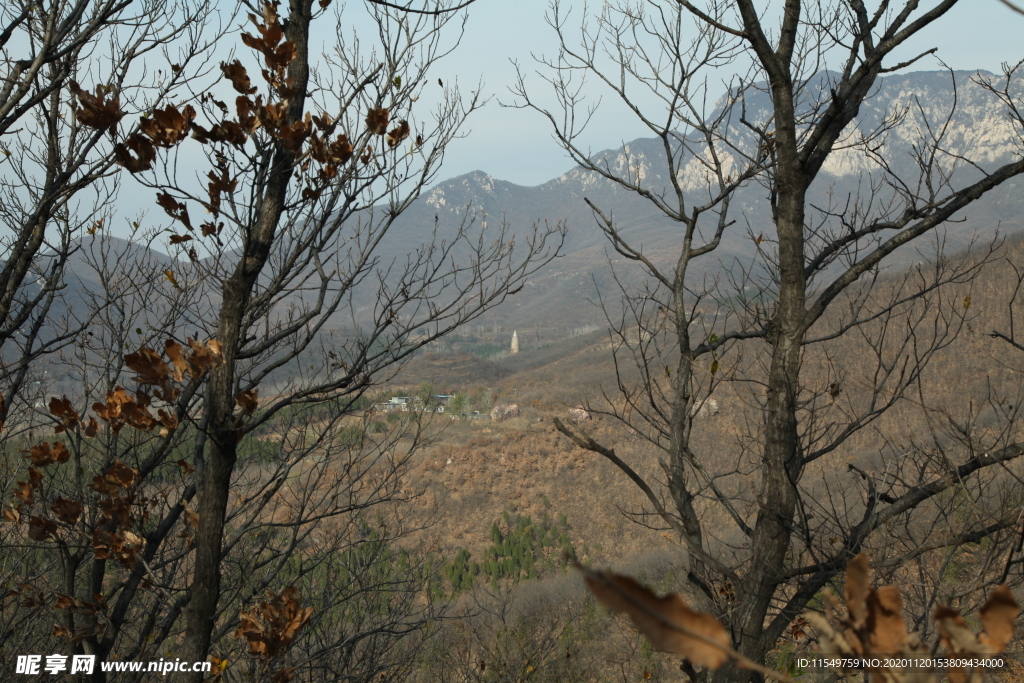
[207,167,237,216]
[978,585,1019,654]
[802,611,857,658]
[236,388,259,415]
[181,339,223,377]
[14,479,34,505]
[582,567,729,668]
[867,585,906,653]
[49,395,80,432]
[935,605,982,683]
[28,516,58,541]
[365,108,389,135]
[222,59,258,94]
[140,104,196,147]
[845,553,870,629]
[25,442,70,467]
[113,132,157,173]
[182,501,199,529]
[69,81,124,132]
[156,192,192,232]
[51,497,83,525]
[271,667,296,683]
[125,346,172,385]
[386,120,410,148]
[235,586,313,659]
[92,529,139,566]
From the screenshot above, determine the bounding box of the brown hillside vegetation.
[5,1,1024,680]
[377,233,1024,681]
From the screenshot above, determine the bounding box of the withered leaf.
[26,441,70,466]
[156,409,179,436]
[221,59,259,94]
[207,167,237,217]
[279,117,312,152]
[935,605,980,683]
[311,112,332,130]
[979,585,1019,654]
[92,529,139,566]
[329,134,353,164]
[51,497,83,525]
[156,192,193,231]
[125,346,173,386]
[365,108,389,135]
[49,395,80,432]
[69,81,124,133]
[581,566,729,668]
[271,667,296,683]
[28,516,58,541]
[844,553,869,629]
[257,100,287,131]
[182,501,199,529]
[866,585,906,653]
[234,586,314,660]
[165,340,188,381]
[186,338,224,372]
[192,119,249,147]
[200,221,223,238]
[935,605,976,653]
[164,269,181,290]
[386,120,410,148]
[236,388,259,415]
[89,459,140,496]
[14,479,34,505]
[55,594,80,610]
[113,133,157,173]
[139,104,196,147]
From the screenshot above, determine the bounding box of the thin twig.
[997,0,1024,16]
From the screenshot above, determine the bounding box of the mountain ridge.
[38,69,1024,333]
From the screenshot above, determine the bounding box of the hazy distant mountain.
[44,70,1024,336]
[374,69,1024,328]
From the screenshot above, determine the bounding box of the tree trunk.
[175,2,313,678]
[714,69,808,682]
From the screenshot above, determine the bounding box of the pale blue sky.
[105,0,1024,230]
[431,0,1024,187]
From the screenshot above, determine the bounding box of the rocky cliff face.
[568,70,1023,192]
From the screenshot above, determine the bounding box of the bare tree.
[1,1,218,674]
[515,1,1024,680]
[3,0,562,681]
[0,0,219,426]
